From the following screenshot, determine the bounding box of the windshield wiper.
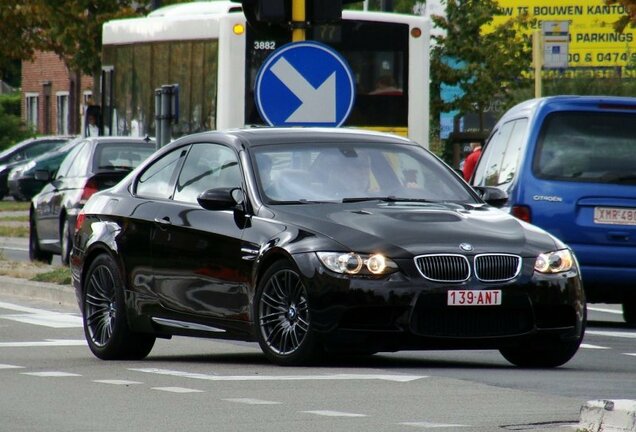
[342,196,434,203]
[271,199,336,205]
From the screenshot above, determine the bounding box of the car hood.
[269,201,560,258]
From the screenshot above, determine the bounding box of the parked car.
[0,135,75,200]
[29,136,156,265]
[70,128,585,367]
[8,137,84,201]
[470,95,636,325]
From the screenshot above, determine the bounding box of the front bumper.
[293,253,586,352]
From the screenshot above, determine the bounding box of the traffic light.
[232,0,289,24]
[310,0,343,24]
[232,0,359,25]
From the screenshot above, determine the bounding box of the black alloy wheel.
[29,215,52,264]
[255,261,321,366]
[82,254,155,360]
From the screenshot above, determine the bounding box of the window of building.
[25,93,39,130]
[56,92,69,135]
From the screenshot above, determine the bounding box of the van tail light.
[75,211,86,233]
[80,178,99,204]
[511,205,531,223]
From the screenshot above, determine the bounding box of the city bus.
[98,1,431,146]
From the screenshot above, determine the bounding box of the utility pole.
[291,0,306,41]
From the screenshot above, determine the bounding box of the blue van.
[470,96,636,325]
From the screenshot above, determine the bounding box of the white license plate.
[594,207,636,226]
[447,290,502,306]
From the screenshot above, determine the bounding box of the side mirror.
[473,186,508,208]
[197,187,244,211]
[34,169,51,182]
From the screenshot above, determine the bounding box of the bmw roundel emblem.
[459,243,473,252]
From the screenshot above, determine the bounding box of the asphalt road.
[0,291,633,432]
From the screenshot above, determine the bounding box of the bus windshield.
[246,20,408,129]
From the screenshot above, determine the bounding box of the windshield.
[251,142,477,204]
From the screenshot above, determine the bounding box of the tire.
[623,299,636,327]
[499,338,582,368]
[29,216,52,264]
[254,261,321,366]
[60,217,72,266]
[82,254,155,360]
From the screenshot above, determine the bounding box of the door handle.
[153,216,171,227]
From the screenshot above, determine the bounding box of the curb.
[0,275,76,308]
[578,400,636,432]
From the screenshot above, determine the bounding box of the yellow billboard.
[492,1,636,73]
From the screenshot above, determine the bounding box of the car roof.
[170,127,416,151]
[0,135,76,159]
[500,95,636,123]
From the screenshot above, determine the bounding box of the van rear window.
[534,111,636,184]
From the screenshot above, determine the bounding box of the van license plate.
[594,207,636,225]
[447,290,502,306]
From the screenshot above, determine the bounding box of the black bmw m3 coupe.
[71,128,585,367]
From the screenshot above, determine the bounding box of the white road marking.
[587,306,622,315]
[152,387,204,393]
[586,330,636,339]
[130,368,426,383]
[0,339,86,348]
[22,371,82,377]
[0,313,82,328]
[0,301,81,328]
[400,421,469,428]
[624,353,636,357]
[580,343,610,349]
[222,398,281,405]
[302,410,367,418]
[94,380,143,385]
[0,364,24,369]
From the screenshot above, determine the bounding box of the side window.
[173,143,240,204]
[496,118,528,185]
[136,146,188,199]
[24,140,64,158]
[473,119,526,187]
[56,142,86,179]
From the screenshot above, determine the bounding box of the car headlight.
[534,249,574,274]
[317,252,398,275]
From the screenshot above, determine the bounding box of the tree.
[430,0,533,131]
[605,0,636,32]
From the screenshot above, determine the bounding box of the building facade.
[21,51,94,136]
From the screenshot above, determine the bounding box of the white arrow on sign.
[270,57,336,123]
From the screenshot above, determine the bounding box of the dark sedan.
[30,136,156,265]
[70,128,585,367]
[0,135,75,200]
[8,137,84,201]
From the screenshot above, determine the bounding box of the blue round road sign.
[254,41,356,127]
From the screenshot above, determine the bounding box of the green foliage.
[0,93,22,117]
[604,0,636,32]
[430,0,534,124]
[0,94,33,151]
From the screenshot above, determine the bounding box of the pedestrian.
[462,141,482,181]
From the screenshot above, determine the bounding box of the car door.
[149,142,250,321]
[34,142,88,247]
